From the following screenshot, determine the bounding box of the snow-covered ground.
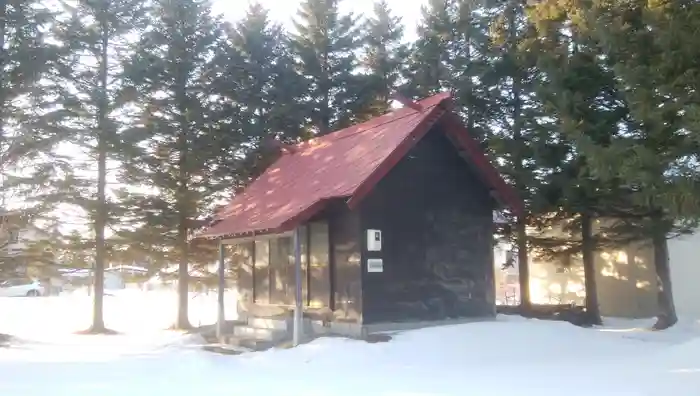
[0,291,699,396]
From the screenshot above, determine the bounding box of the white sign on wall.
[367,258,383,273]
[367,229,382,252]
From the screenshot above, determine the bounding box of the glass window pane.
[309,221,330,308]
[253,240,269,304]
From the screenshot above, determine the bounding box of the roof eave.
[193,199,332,242]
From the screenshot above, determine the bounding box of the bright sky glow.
[212,0,427,41]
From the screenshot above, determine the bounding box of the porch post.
[216,240,226,342]
[293,227,303,346]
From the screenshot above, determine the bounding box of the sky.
[212,0,427,41]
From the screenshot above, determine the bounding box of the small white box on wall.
[367,258,383,273]
[367,229,382,251]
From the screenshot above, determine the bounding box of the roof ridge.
[333,105,440,142]
[296,104,440,150]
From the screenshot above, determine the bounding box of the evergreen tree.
[521,2,626,324]
[404,0,457,97]
[404,0,492,139]
[12,0,147,333]
[213,2,306,181]
[0,1,60,279]
[546,0,700,328]
[118,0,228,330]
[290,0,363,134]
[449,0,493,140]
[0,1,62,206]
[485,0,542,312]
[358,0,408,117]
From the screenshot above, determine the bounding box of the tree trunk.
[581,212,602,325]
[320,50,330,135]
[175,209,190,330]
[651,211,677,330]
[174,79,191,330]
[507,1,530,314]
[0,0,7,205]
[87,9,110,334]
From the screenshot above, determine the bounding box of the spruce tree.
[0,1,60,279]
[118,0,228,330]
[523,1,634,324]
[404,0,491,139]
[358,0,408,118]
[213,2,306,181]
[546,0,700,328]
[290,0,363,134]
[449,0,492,140]
[10,0,147,333]
[404,0,457,97]
[0,1,62,204]
[485,0,542,312]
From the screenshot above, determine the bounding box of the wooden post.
[293,227,303,346]
[216,240,225,342]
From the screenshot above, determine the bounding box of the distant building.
[2,224,51,257]
[59,268,125,291]
[668,232,700,319]
[493,219,700,320]
[0,210,54,277]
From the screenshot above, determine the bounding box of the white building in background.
[1,223,51,257]
[668,232,700,319]
[59,268,125,291]
[493,226,700,319]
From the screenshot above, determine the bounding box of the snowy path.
[0,293,699,395]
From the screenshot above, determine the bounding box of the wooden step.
[247,317,290,331]
[233,325,286,342]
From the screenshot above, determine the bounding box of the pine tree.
[43,0,148,333]
[0,1,63,206]
[213,2,306,181]
[485,0,543,312]
[449,0,492,140]
[404,0,491,139]
[552,0,700,328]
[8,0,143,333]
[290,0,363,134]
[522,0,635,324]
[404,0,457,97]
[358,0,408,117]
[118,0,228,330]
[0,1,57,279]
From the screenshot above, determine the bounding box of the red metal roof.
[198,93,523,239]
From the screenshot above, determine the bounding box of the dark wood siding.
[360,125,496,324]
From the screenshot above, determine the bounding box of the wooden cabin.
[198,93,523,338]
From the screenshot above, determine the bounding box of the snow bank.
[0,289,238,340]
[0,293,699,395]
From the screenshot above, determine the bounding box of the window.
[269,237,293,305]
[308,221,330,308]
[253,240,270,304]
